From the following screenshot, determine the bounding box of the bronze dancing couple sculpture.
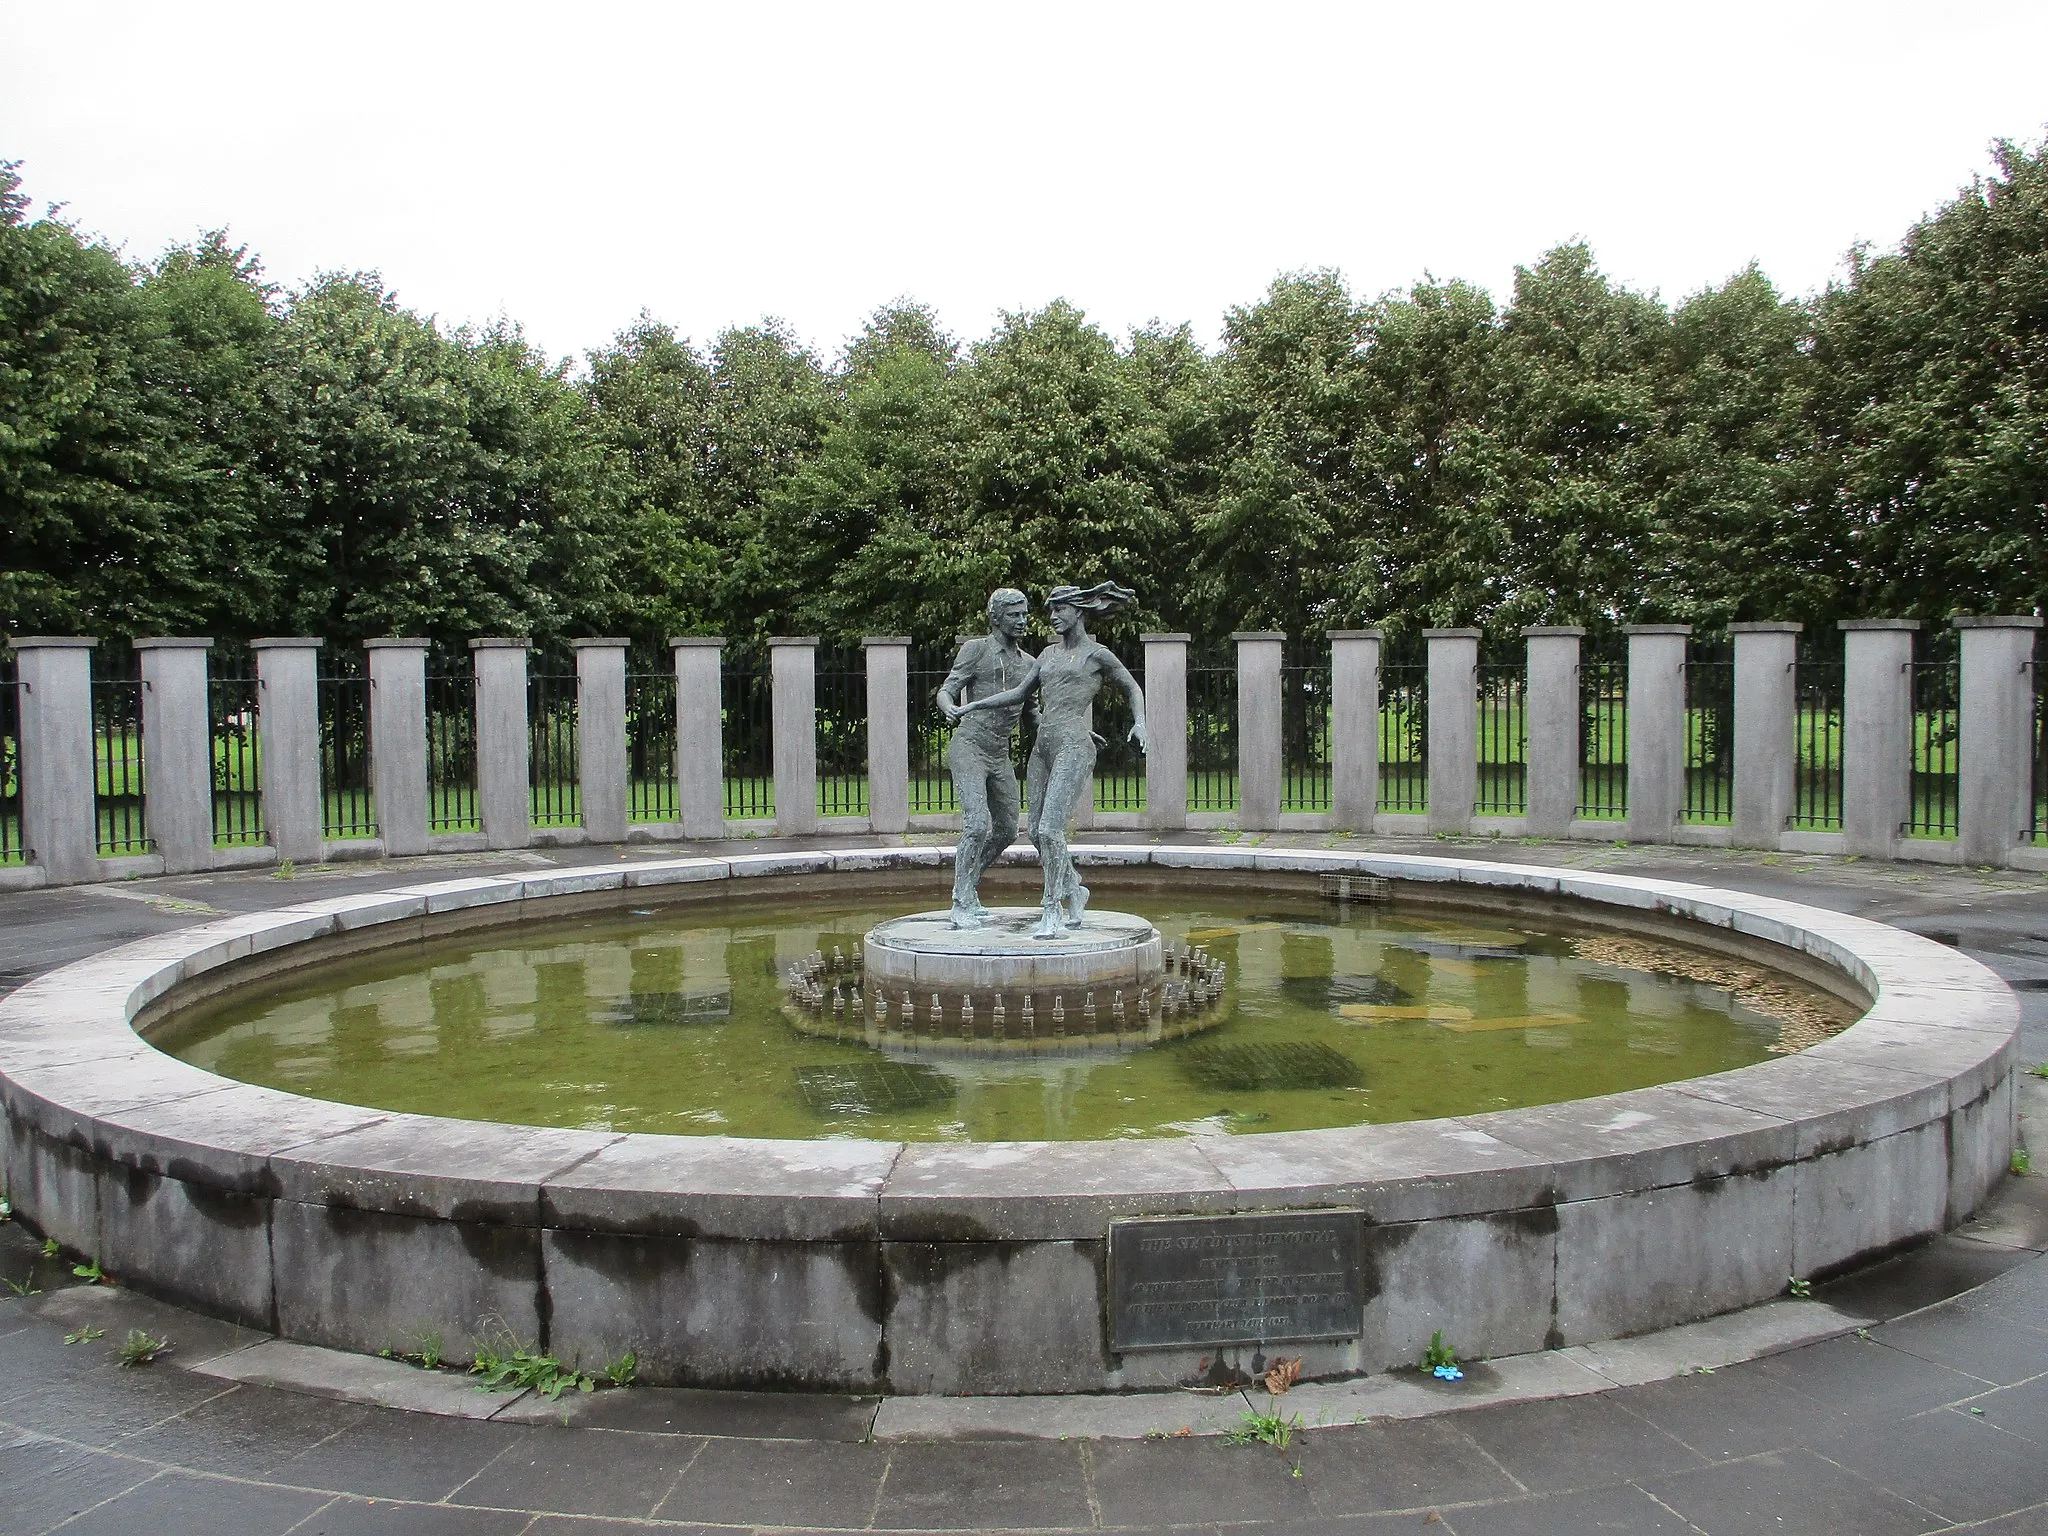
[939,583,1147,939]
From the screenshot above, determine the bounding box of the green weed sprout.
[118,1329,169,1367]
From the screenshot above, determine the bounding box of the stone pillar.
[671,638,725,839]
[470,639,532,850]
[572,639,629,846]
[1624,625,1690,843]
[1521,627,1583,837]
[10,637,98,883]
[770,637,819,836]
[1233,632,1284,830]
[863,638,910,836]
[1142,633,1190,832]
[1329,631,1381,831]
[130,638,213,874]
[1425,629,1480,835]
[250,639,324,863]
[1955,615,2043,866]
[365,638,431,856]
[1731,622,1801,850]
[1839,620,1918,859]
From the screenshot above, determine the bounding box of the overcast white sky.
[6,1,2046,365]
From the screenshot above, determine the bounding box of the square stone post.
[470,639,533,850]
[671,638,725,839]
[250,638,324,863]
[1329,630,1381,831]
[1731,622,1801,850]
[1839,619,1918,859]
[1233,633,1285,830]
[9,637,98,883]
[572,639,629,846]
[132,638,213,873]
[1521,627,1583,837]
[863,638,910,835]
[1424,629,1480,835]
[770,637,818,836]
[366,639,431,855]
[1955,615,2043,866]
[1624,625,1690,843]
[1142,633,1190,831]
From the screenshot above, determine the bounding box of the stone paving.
[2,833,2046,1534]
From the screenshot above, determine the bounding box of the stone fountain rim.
[0,844,2017,1247]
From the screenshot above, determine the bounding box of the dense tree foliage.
[3,140,2044,651]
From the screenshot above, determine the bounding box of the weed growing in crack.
[64,1326,104,1345]
[118,1329,169,1367]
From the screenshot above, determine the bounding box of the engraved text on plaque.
[1108,1210,1364,1350]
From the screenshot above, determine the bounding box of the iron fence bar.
[209,647,264,847]
[907,647,959,815]
[317,659,375,839]
[723,646,773,820]
[1908,631,1960,839]
[1376,655,1428,813]
[92,649,149,855]
[1280,649,1330,814]
[1474,662,1526,816]
[1682,653,1734,824]
[815,647,869,818]
[1577,649,1628,820]
[627,670,678,822]
[426,665,479,832]
[1791,655,1844,831]
[1187,655,1238,812]
[1091,649,1147,813]
[529,666,580,828]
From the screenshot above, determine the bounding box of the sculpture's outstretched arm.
[1098,650,1149,754]
[958,657,1042,715]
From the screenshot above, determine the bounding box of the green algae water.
[158,894,1852,1141]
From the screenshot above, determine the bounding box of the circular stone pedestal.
[864,908,1162,993]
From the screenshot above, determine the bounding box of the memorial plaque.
[1108,1210,1363,1350]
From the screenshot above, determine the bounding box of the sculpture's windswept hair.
[1045,581,1136,617]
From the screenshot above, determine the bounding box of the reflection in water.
[158,894,1856,1143]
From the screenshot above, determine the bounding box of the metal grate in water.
[1178,1040,1363,1093]
[794,1061,957,1115]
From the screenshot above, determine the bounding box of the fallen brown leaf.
[1263,1356,1303,1395]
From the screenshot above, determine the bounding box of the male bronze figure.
[937,588,1034,929]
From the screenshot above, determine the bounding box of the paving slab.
[187,1337,528,1420]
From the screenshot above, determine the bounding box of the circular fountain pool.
[157,889,1852,1141]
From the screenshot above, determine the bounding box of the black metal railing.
[92,649,149,856]
[627,667,677,822]
[1281,648,1330,813]
[318,657,375,839]
[1475,660,1526,816]
[816,647,868,818]
[723,645,773,820]
[427,665,480,833]
[1791,652,1844,831]
[1092,648,1146,813]
[0,653,20,865]
[1188,651,1237,812]
[1683,650,1734,824]
[209,649,264,846]
[1377,651,1427,813]
[908,647,959,815]
[1908,631,1959,839]
[1577,647,1628,821]
[529,664,579,828]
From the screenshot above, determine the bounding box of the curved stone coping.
[0,845,2015,1250]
